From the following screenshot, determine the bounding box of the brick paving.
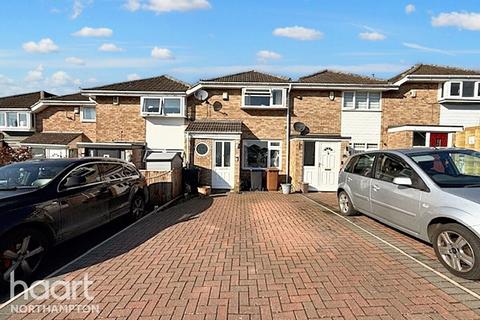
[3,192,480,319]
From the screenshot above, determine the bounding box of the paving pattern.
[3,192,480,320]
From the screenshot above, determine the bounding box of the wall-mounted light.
[329,91,335,101]
[74,107,80,114]
[410,90,417,98]
[222,92,229,101]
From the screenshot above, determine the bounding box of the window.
[99,163,125,181]
[303,141,315,166]
[0,112,4,127]
[0,111,30,129]
[413,132,427,147]
[141,97,184,116]
[7,112,17,127]
[374,154,425,189]
[62,164,101,188]
[450,82,461,96]
[243,140,281,169]
[351,154,375,177]
[349,142,378,154]
[123,164,139,177]
[343,91,381,110]
[81,107,96,122]
[195,143,209,156]
[242,88,285,108]
[463,81,475,97]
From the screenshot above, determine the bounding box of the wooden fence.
[140,168,183,207]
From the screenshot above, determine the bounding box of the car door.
[98,162,131,219]
[346,153,376,213]
[370,154,425,234]
[56,163,110,240]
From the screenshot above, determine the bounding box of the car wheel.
[432,223,480,280]
[338,191,357,216]
[0,228,49,283]
[130,194,146,221]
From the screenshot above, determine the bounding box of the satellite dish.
[293,122,306,133]
[194,89,209,101]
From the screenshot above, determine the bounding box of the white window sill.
[439,97,480,104]
[241,106,287,110]
[81,120,96,123]
[0,127,34,131]
[141,113,185,118]
[342,108,381,112]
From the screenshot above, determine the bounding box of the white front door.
[46,148,67,159]
[303,141,341,191]
[212,141,234,189]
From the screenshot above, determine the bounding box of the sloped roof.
[298,70,387,84]
[0,91,56,109]
[44,92,90,102]
[185,120,243,133]
[202,70,290,83]
[83,75,190,92]
[22,132,84,145]
[390,64,480,83]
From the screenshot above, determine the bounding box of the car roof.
[9,157,127,166]
[351,148,473,157]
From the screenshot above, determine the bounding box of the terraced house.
[1,64,479,192]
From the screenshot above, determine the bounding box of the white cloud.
[22,38,59,53]
[72,27,113,37]
[47,71,81,87]
[256,50,282,62]
[405,4,415,14]
[124,0,141,11]
[71,0,84,19]
[432,12,480,31]
[402,42,454,55]
[65,56,85,65]
[25,65,44,82]
[98,43,124,52]
[151,47,174,59]
[143,0,210,13]
[273,26,323,41]
[127,73,141,81]
[359,32,386,41]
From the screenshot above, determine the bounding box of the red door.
[429,133,448,147]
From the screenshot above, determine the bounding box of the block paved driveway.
[4,192,480,320]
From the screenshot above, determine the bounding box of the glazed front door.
[212,141,234,189]
[303,141,341,191]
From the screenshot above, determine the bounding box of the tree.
[0,142,32,165]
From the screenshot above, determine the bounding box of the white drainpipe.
[286,83,292,184]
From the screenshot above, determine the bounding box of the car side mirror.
[63,176,86,188]
[393,177,412,186]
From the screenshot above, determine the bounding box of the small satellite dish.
[194,89,209,101]
[293,122,306,133]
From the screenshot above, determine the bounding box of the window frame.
[441,80,480,100]
[349,153,376,177]
[80,106,96,123]
[195,142,209,157]
[0,111,31,129]
[242,139,282,170]
[241,88,287,109]
[342,91,382,111]
[140,96,185,117]
[58,163,103,191]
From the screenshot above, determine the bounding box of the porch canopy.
[21,132,84,148]
[185,120,243,135]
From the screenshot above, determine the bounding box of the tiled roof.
[44,92,90,102]
[185,120,243,133]
[390,64,480,82]
[298,70,387,84]
[202,71,290,83]
[22,132,84,145]
[83,75,190,92]
[0,91,56,109]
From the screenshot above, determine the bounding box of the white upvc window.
[242,140,282,169]
[441,81,480,100]
[242,88,286,108]
[0,111,30,129]
[349,142,379,154]
[81,106,96,122]
[342,91,381,110]
[140,96,185,117]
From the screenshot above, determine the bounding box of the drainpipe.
[286,83,292,184]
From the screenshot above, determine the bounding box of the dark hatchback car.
[0,158,148,282]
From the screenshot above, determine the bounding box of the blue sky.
[1,0,480,96]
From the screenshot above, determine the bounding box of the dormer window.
[140,96,185,117]
[242,88,286,109]
[441,81,480,101]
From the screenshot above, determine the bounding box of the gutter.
[286,83,292,184]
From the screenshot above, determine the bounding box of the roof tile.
[0,91,56,109]
[298,70,387,84]
[83,75,190,92]
[22,132,85,145]
[202,71,290,83]
[185,120,242,133]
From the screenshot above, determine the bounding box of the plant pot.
[300,182,309,193]
[280,183,291,194]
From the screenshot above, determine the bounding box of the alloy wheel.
[1,235,45,281]
[339,193,349,214]
[437,231,475,273]
[132,197,145,219]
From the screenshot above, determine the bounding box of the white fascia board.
[394,75,480,86]
[81,90,187,97]
[387,125,464,133]
[290,136,350,141]
[291,84,397,91]
[21,143,68,148]
[31,100,96,113]
[188,133,241,140]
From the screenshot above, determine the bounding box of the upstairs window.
[242,88,285,108]
[441,81,480,100]
[81,107,96,122]
[0,111,30,129]
[450,82,461,96]
[141,97,184,116]
[463,81,475,97]
[343,91,381,110]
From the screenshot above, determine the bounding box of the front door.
[212,141,234,189]
[303,141,341,191]
[429,133,448,147]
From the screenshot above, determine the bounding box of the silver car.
[338,148,480,279]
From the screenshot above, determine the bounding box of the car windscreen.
[0,162,69,190]
[409,150,480,188]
